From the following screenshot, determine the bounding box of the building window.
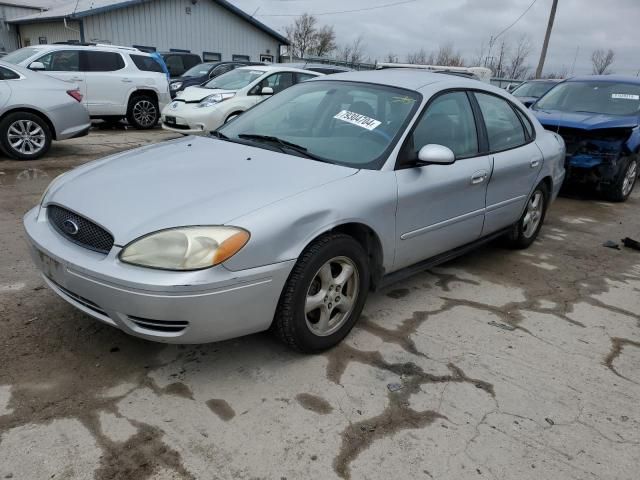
[203,51,222,62]
[232,54,250,62]
[133,45,156,52]
[38,36,47,45]
[170,48,190,53]
[260,54,274,63]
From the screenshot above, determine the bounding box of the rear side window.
[84,51,124,72]
[0,67,20,80]
[130,54,164,73]
[475,92,526,152]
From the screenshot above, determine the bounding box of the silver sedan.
[24,70,565,352]
[0,61,90,160]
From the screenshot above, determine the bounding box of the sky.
[230,0,640,77]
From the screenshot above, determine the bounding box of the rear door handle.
[530,158,541,168]
[471,171,488,185]
[121,78,133,83]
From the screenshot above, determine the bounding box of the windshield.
[3,47,42,65]
[534,81,640,116]
[182,63,215,77]
[512,81,557,98]
[203,68,265,90]
[218,80,421,169]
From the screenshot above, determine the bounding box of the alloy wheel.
[7,120,45,155]
[132,100,157,127]
[305,256,360,337]
[522,190,544,239]
[622,160,637,197]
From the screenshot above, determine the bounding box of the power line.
[492,0,539,42]
[256,0,421,17]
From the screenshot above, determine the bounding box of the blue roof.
[566,75,640,85]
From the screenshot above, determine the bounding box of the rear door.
[394,91,491,270]
[82,51,128,115]
[33,50,86,106]
[473,92,543,234]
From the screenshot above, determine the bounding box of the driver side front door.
[394,91,491,270]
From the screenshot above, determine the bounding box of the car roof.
[22,44,152,56]
[311,69,487,92]
[159,51,200,56]
[565,75,640,85]
[236,65,323,75]
[522,78,563,83]
[282,62,353,71]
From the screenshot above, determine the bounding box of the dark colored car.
[168,61,263,98]
[511,79,562,107]
[532,75,640,201]
[159,51,202,78]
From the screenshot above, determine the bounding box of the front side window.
[475,92,526,151]
[533,81,640,116]
[218,80,421,169]
[202,68,265,90]
[512,81,557,98]
[296,73,317,83]
[210,64,234,77]
[409,91,478,158]
[84,51,124,72]
[257,72,295,94]
[37,50,80,71]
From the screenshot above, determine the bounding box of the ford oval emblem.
[62,219,79,235]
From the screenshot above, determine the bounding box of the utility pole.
[535,0,559,78]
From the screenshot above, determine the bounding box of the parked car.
[25,70,565,351]
[532,75,640,201]
[159,51,202,78]
[0,61,89,160]
[161,65,322,134]
[279,62,353,75]
[169,61,264,98]
[3,44,170,129]
[511,79,562,107]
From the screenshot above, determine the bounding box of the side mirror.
[417,144,455,165]
[28,61,45,71]
[261,86,274,95]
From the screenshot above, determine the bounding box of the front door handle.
[471,171,488,185]
[530,158,541,168]
[121,78,133,83]
[70,76,83,82]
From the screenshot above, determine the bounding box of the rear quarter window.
[0,67,20,80]
[130,54,164,73]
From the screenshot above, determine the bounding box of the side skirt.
[377,226,512,290]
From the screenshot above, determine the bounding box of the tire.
[126,95,159,130]
[0,112,52,160]
[273,233,370,353]
[504,182,550,249]
[602,156,638,202]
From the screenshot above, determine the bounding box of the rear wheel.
[0,112,52,160]
[602,156,637,202]
[273,233,370,353]
[504,182,549,249]
[127,95,159,129]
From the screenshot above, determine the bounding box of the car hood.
[532,109,639,130]
[46,136,357,245]
[177,86,235,102]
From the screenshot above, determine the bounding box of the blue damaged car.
[531,75,639,201]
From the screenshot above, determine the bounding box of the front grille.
[47,205,114,254]
[163,122,191,130]
[129,316,189,333]
[554,126,629,156]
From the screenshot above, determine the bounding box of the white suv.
[3,44,170,129]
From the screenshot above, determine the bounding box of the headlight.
[170,81,183,90]
[196,93,235,108]
[120,226,249,271]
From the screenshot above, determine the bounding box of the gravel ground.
[1,127,639,480]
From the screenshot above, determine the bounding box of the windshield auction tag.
[334,110,381,130]
[612,93,640,100]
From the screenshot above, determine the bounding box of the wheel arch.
[0,107,57,140]
[128,89,159,106]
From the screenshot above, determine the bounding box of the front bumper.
[24,206,295,344]
[160,102,224,135]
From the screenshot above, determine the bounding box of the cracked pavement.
[1,128,639,479]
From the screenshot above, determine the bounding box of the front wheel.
[0,112,52,160]
[505,182,549,249]
[602,156,637,202]
[273,233,370,353]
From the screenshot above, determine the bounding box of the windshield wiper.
[237,134,333,163]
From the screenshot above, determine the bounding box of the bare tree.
[434,43,464,67]
[338,36,366,64]
[312,25,336,57]
[285,13,317,59]
[406,48,431,64]
[384,52,399,63]
[591,48,615,75]
[506,35,532,79]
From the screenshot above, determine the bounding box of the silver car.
[0,61,90,160]
[24,70,566,352]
